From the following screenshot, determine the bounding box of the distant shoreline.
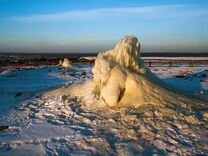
[0,52,208,57]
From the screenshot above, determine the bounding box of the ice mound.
[92,36,150,107]
[48,36,206,109]
[61,58,73,68]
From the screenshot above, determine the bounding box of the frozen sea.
[0,67,67,117]
[0,63,207,155]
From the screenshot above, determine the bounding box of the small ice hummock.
[60,58,73,69]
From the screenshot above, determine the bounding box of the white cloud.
[10,5,193,22]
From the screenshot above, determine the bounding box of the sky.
[0,0,208,53]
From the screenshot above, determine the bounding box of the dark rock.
[176,75,185,78]
[200,79,208,82]
[15,92,23,97]
[0,126,9,131]
[0,69,6,73]
[200,74,207,78]
[81,71,87,75]
[69,73,75,76]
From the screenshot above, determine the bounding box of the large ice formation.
[92,36,146,107]
[91,36,202,108]
[49,36,206,109]
[61,58,73,68]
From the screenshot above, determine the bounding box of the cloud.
[9,4,203,22]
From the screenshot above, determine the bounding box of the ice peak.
[97,35,141,73]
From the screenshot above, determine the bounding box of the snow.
[0,64,207,155]
[1,88,208,155]
[0,37,208,155]
[151,66,208,94]
[79,56,96,61]
[0,67,67,117]
[0,64,93,117]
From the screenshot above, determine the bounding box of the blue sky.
[0,0,208,53]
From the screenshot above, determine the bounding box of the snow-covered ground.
[152,66,208,96]
[0,67,66,117]
[0,63,207,155]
